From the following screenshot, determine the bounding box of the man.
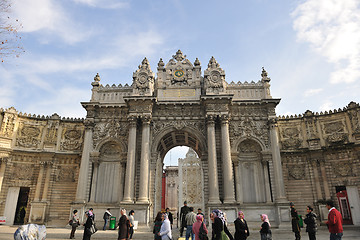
[103,208,112,230]
[89,208,95,220]
[325,200,343,240]
[165,208,173,229]
[118,208,130,240]
[180,201,190,237]
[185,207,196,240]
[290,202,301,240]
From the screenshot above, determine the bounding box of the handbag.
[68,220,73,226]
[87,219,98,235]
[220,230,229,240]
[199,222,209,240]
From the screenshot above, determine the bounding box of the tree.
[0,0,24,63]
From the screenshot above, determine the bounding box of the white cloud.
[292,0,360,84]
[319,101,333,112]
[12,0,93,44]
[73,0,130,9]
[304,88,323,97]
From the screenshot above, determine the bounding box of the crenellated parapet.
[277,101,360,151]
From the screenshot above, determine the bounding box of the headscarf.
[162,213,169,221]
[261,214,271,227]
[212,209,225,224]
[196,214,203,222]
[238,211,244,219]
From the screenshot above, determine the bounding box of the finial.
[261,67,270,82]
[194,58,201,66]
[208,56,219,68]
[158,58,164,68]
[92,73,101,87]
[173,50,186,62]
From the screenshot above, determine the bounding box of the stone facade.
[0,50,359,227]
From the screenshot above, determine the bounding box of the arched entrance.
[151,127,207,219]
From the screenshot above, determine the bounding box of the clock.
[174,70,184,78]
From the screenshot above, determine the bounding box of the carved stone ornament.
[14,163,34,180]
[16,124,42,148]
[165,50,194,86]
[323,121,347,144]
[348,109,360,133]
[60,127,83,151]
[55,166,76,182]
[204,56,226,93]
[132,57,155,95]
[153,120,205,137]
[44,123,59,145]
[238,139,262,153]
[0,112,16,137]
[93,119,128,148]
[332,161,352,177]
[230,119,269,148]
[280,127,302,149]
[288,165,306,180]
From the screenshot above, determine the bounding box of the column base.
[223,198,236,204]
[29,201,47,224]
[136,198,149,204]
[208,199,222,205]
[121,199,134,204]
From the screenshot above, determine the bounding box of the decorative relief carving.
[332,161,353,177]
[55,166,76,182]
[60,125,84,151]
[230,106,268,118]
[93,119,128,148]
[348,108,360,133]
[16,123,43,148]
[230,119,269,148]
[323,121,347,144]
[153,105,203,118]
[288,165,306,180]
[0,113,16,137]
[280,127,302,149]
[153,120,205,137]
[44,122,59,145]
[163,50,195,86]
[238,139,262,153]
[13,164,34,180]
[132,57,155,95]
[204,56,226,94]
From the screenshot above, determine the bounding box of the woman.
[153,212,163,240]
[83,211,94,240]
[211,209,233,240]
[234,211,249,240]
[304,206,317,240]
[193,214,208,240]
[129,210,135,239]
[158,213,172,240]
[70,209,80,239]
[260,214,272,240]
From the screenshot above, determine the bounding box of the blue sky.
[1,0,360,165]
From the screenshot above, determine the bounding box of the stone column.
[75,121,93,202]
[262,153,273,203]
[269,119,287,201]
[0,157,8,193]
[34,162,45,201]
[138,116,151,203]
[311,160,323,200]
[233,158,243,204]
[90,159,99,202]
[118,162,125,202]
[206,115,220,204]
[319,160,331,199]
[41,162,53,201]
[220,115,235,203]
[123,116,137,203]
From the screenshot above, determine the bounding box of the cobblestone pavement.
[1,225,359,240]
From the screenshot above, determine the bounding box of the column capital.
[0,157,9,164]
[84,118,95,130]
[268,118,278,128]
[140,115,152,124]
[220,114,230,124]
[128,115,138,126]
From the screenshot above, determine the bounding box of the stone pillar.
[118,162,125,202]
[34,162,45,201]
[262,153,273,203]
[138,116,151,203]
[0,157,8,193]
[319,160,331,199]
[90,159,99,202]
[233,158,243,204]
[206,115,220,204]
[269,119,287,201]
[123,116,137,203]
[41,162,53,201]
[220,115,235,203]
[75,121,93,202]
[311,160,323,200]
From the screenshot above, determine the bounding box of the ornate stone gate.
[73,50,290,226]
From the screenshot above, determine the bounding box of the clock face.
[174,70,184,78]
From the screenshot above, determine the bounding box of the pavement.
[1,225,360,240]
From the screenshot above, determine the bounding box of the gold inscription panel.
[162,89,196,98]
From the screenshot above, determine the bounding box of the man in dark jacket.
[325,200,343,240]
[165,208,173,228]
[180,201,190,237]
[304,206,317,240]
[290,202,301,240]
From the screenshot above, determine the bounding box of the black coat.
[212,217,233,240]
[83,216,93,240]
[291,207,300,233]
[260,222,270,234]
[234,218,249,240]
[304,212,317,233]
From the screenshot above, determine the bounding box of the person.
[290,202,301,240]
[153,212,163,240]
[103,208,112,231]
[89,208,95,220]
[83,211,94,240]
[211,209,233,240]
[260,214,272,240]
[192,214,208,240]
[118,208,130,240]
[234,211,249,240]
[304,206,317,240]
[158,213,172,240]
[165,208,173,229]
[325,200,343,240]
[70,209,80,239]
[180,201,190,237]
[197,208,205,218]
[185,207,197,240]
[129,210,135,239]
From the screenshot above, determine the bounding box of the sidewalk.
[1,225,359,239]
